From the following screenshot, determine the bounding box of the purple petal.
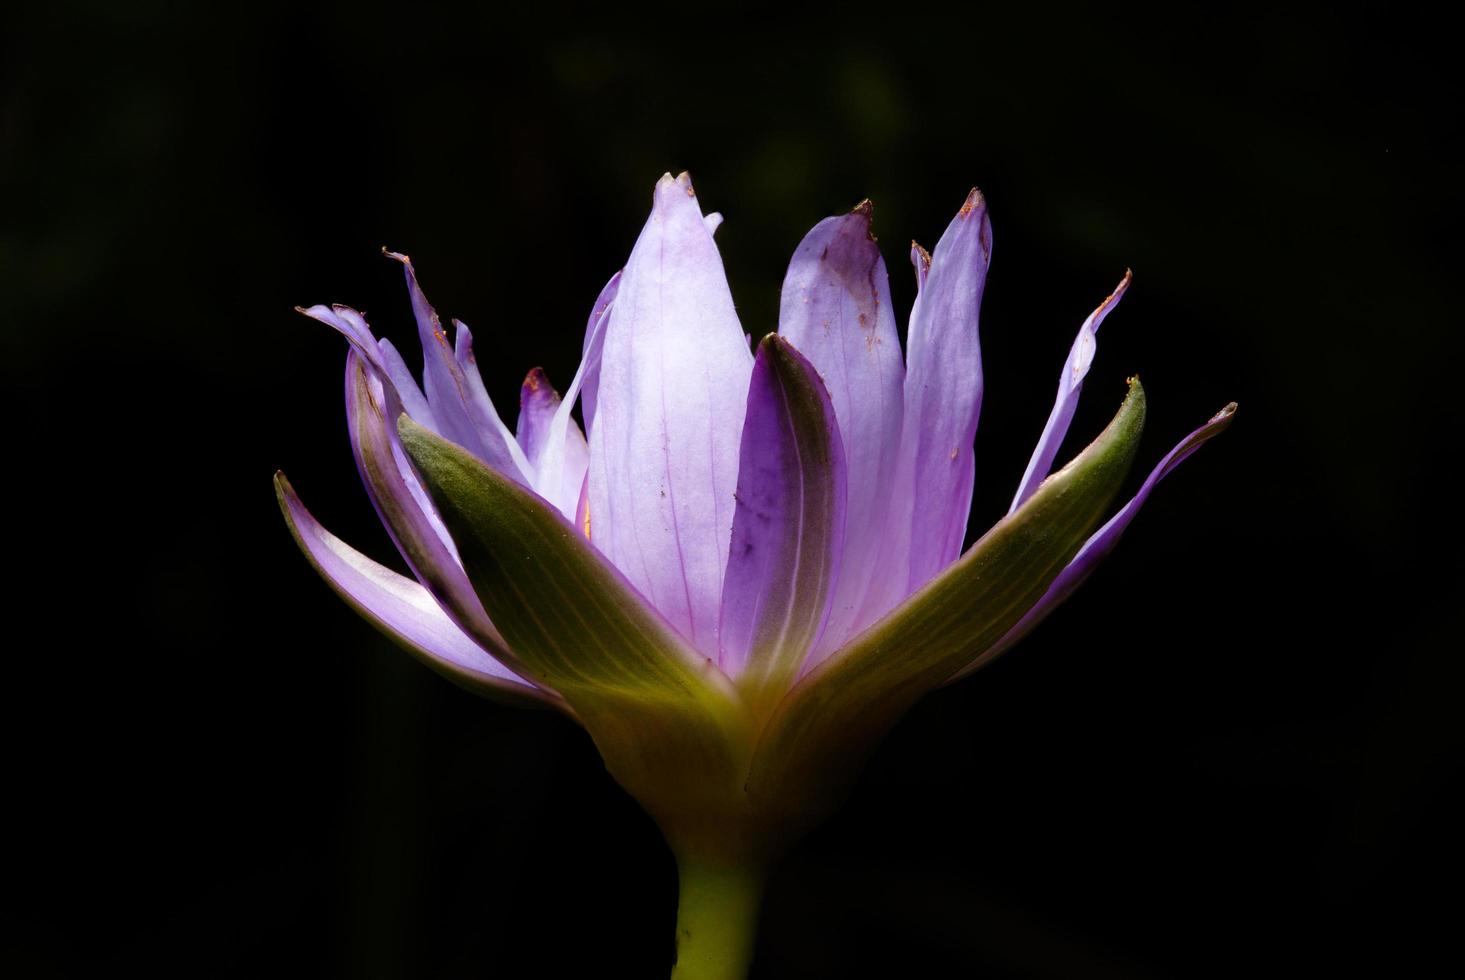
[296,304,457,564]
[514,366,590,520]
[376,337,436,429]
[578,270,622,438]
[872,190,993,618]
[902,190,991,586]
[776,202,904,659]
[275,473,555,705]
[950,400,1238,682]
[719,336,848,697]
[546,424,590,523]
[380,250,488,456]
[587,173,755,656]
[451,319,535,485]
[342,348,518,670]
[296,303,386,373]
[295,304,440,435]
[516,367,560,466]
[346,348,456,556]
[1009,271,1132,512]
[534,275,617,520]
[910,241,931,291]
[378,250,533,484]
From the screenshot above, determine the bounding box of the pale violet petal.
[275,473,552,705]
[452,319,536,485]
[719,336,847,700]
[578,270,622,439]
[1009,271,1132,512]
[537,272,619,521]
[775,202,904,662]
[587,173,754,656]
[898,189,991,593]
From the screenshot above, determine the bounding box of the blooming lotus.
[276,173,1234,978]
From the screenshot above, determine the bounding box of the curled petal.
[296,303,385,373]
[298,304,460,569]
[587,173,754,656]
[275,473,556,707]
[295,302,439,434]
[343,349,518,671]
[1009,270,1132,512]
[776,202,904,662]
[951,400,1238,682]
[719,335,847,703]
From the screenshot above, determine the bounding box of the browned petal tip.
[1097,269,1134,310]
[381,247,410,265]
[1215,402,1239,420]
[958,186,986,216]
[849,198,877,240]
[522,366,548,393]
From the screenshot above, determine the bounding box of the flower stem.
[671,856,764,980]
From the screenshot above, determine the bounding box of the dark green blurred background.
[7,1,1461,976]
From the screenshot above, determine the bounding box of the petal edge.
[275,472,558,708]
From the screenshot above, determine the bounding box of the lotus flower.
[276,172,1234,978]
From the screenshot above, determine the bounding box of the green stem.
[670,855,765,980]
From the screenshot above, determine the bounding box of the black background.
[7,1,1462,976]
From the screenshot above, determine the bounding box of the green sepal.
[396,416,758,854]
[746,378,1148,827]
